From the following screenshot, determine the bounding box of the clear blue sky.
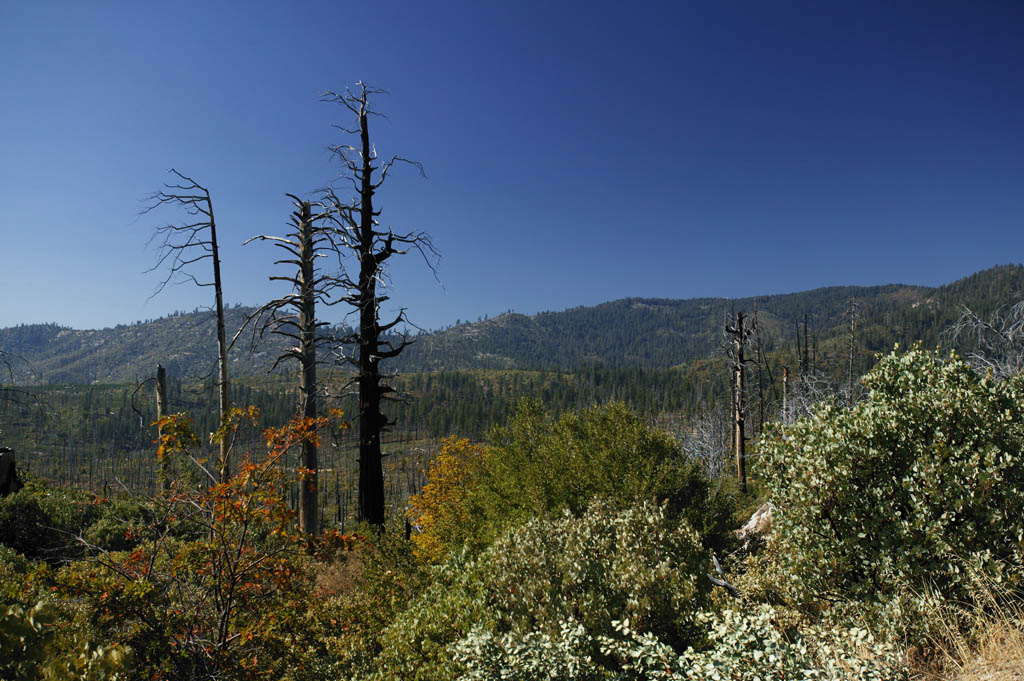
[1,1,1022,332]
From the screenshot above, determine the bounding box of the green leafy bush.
[81,496,153,553]
[599,605,903,681]
[0,479,100,562]
[440,399,735,555]
[759,345,1024,634]
[368,500,707,681]
[1,600,130,681]
[368,550,491,681]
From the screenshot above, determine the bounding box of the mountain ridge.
[2,264,1022,384]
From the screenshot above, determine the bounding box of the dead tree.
[946,300,1024,379]
[782,365,789,424]
[143,170,231,481]
[155,364,169,491]
[0,447,22,496]
[681,406,732,479]
[321,83,439,527]
[845,298,859,405]
[726,312,752,493]
[237,198,344,536]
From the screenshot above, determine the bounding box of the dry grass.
[909,589,1024,681]
[312,544,365,598]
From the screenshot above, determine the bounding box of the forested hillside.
[3,264,1022,383]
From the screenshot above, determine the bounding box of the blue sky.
[1,1,1022,332]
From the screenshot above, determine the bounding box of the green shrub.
[369,500,707,681]
[459,399,735,554]
[81,496,153,553]
[0,479,100,562]
[368,550,491,681]
[759,345,1024,636]
[1,600,130,681]
[330,522,433,677]
[599,604,904,680]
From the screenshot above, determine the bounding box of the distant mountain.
[0,307,299,385]
[2,265,1022,384]
[392,264,1024,371]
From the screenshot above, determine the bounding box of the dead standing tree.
[946,300,1024,379]
[321,83,438,527]
[236,197,345,536]
[143,170,231,482]
[726,311,753,493]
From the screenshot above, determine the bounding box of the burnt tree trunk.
[356,102,387,527]
[728,312,748,493]
[318,83,438,528]
[782,365,789,424]
[0,447,21,496]
[210,210,230,483]
[297,202,319,536]
[142,171,231,482]
[156,364,169,491]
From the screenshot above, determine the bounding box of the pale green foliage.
[364,500,705,681]
[1,600,129,681]
[599,605,904,681]
[482,499,705,646]
[454,621,602,681]
[759,345,1024,634]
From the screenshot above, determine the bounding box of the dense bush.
[81,496,154,553]
[759,345,1024,634]
[407,437,485,562]
[1,600,130,681]
[0,479,101,562]
[409,400,737,558]
[599,605,902,681]
[369,500,707,681]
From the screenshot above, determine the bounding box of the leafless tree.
[320,82,439,527]
[946,301,1024,379]
[142,170,231,481]
[235,197,347,535]
[680,406,732,480]
[726,312,753,492]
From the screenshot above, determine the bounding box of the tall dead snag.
[726,312,750,493]
[846,298,858,404]
[946,300,1024,378]
[237,198,343,535]
[155,364,169,491]
[143,170,231,482]
[321,83,438,527]
[0,447,22,496]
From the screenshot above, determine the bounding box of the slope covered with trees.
[3,264,1022,383]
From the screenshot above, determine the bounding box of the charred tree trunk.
[297,202,319,536]
[210,212,230,482]
[155,364,169,491]
[782,365,789,424]
[143,171,231,481]
[734,362,747,493]
[355,101,387,527]
[727,312,748,493]
[0,447,21,496]
[317,83,439,528]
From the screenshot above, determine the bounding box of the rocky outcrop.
[737,502,772,540]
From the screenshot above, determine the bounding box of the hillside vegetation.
[3,264,1024,680]
[2,345,1023,679]
[3,265,1022,383]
